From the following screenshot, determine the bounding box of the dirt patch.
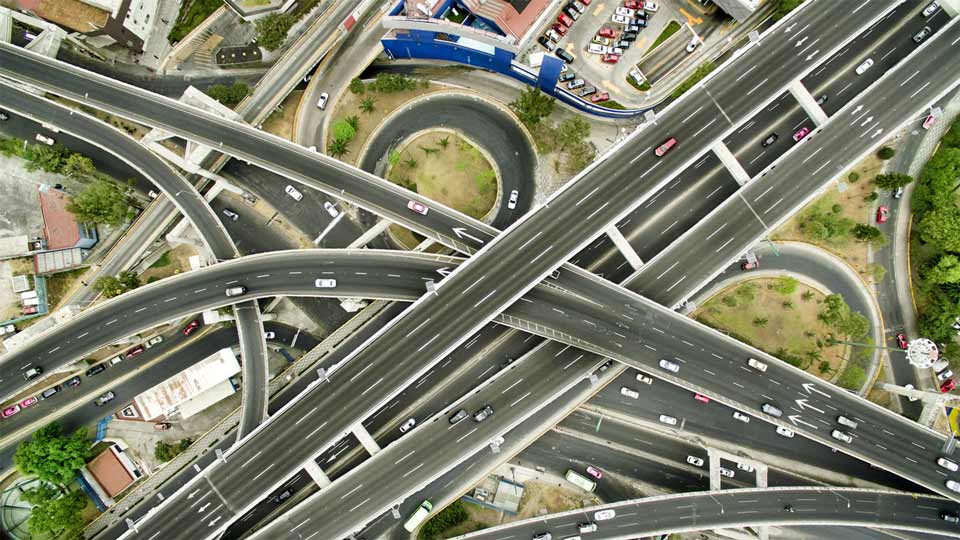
[30,0,109,32]
[262,91,304,142]
[515,480,599,520]
[694,278,849,380]
[441,501,503,537]
[45,268,86,311]
[772,155,884,276]
[140,244,197,284]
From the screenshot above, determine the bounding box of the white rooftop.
[134,348,241,420]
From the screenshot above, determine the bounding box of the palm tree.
[404,157,418,169]
[439,136,450,149]
[752,316,769,327]
[345,115,360,130]
[801,290,815,302]
[360,97,376,114]
[327,137,349,158]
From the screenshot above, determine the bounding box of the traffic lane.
[572,233,630,280]
[724,91,814,178]
[235,301,269,437]
[454,489,960,540]
[355,93,538,230]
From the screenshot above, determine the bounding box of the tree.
[255,13,295,51]
[404,157,418,169]
[924,254,960,285]
[331,119,357,143]
[348,78,366,94]
[818,293,850,327]
[913,147,960,213]
[919,207,960,252]
[420,500,469,540]
[508,87,555,126]
[852,223,886,245]
[388,150,402,167]
[22,484,86,539]
[66,178,133,226]
[752,316,768,327]
[873,173,913,190]
[345,115,360,131]
[774,276,799,295]
[838,312,870,339]
[205,82,251,106]
[93,271,140,298]
[563,142,596,174]
[774,0,805,20]
[63,153,95,179]
[876,146,895,160]
[369,73,417,93]
[556,116,591,151]
[438,136,450,149]
[838,365,866,390]
[155,438,192,462]
[801,290,815,302]
[25,143,69,173]
[360,96,376,114]
[14,423,90,486]
[327,137,349,158]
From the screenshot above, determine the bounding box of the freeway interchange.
[1,0,960,539]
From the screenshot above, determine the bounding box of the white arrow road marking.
[860,116,874,126]
[208,517,222,528]
[187,489,200,499]
[850,105,863,115]
[198,503,211,513]
[806,50,819,61]
[795,37,808,48]
[795,399,825,414]
[802,382,831,398]
[452,227,484,244]
[788,415,819,430]
[871,128,884,139]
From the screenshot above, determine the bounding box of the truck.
[403,500,433,532]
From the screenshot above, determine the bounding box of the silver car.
[658,359,680,373]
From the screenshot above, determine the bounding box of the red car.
[895,333,908,349]
[792,126,810,142]
[941,379,956,393]
[591,92,610,103]
[655,137,677,157]
[602,54,620,64]
[598,27,617,39]
[125,345,145,358]
[580,0,591,4]
[182,319,201,336]
[876,206,889,224]
[552,22,568,36]
[586,466,603,479]
[20,396,38,408]
[557,13,574,27]
[2,404,20,418]
[624,0,643,8]
[694,393,710,403]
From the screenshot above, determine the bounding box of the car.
[588,43,608,55]
[658,358,680,373]
[644,1,659,11]
[612,14,631,24]
[532,533,552,540]
[922,114,936,130]
[399,418,416,433]
[893,186,904,198]
[578,522,598,533]
[594,509,616,521]
[407,200,429,215]
[183,319,201,336]
[2,404,21,418]
[263,331,275,339]
[942,511,960,523]
[85,364,107,377]
[616,40,631,49]
[222,208,240,221]
[659,414,678,425]
[284,185,303,201]
[922,2,939,16]
[273,489,293,503]
[737,462,755,472]
[315,278,337,288]
[762,133,778,147]
[741,259,759,270]
[746,358,767,373]
[620,386,640,399]
[685,39,699,53]
[941,379,956,393]
[39,385,60,400]
[621,31,638,41]
[552,23,568,36]
[538,36,557,51]
[474,404,494,422]
[792,127,810,142]
[108,354,125,366]
[567,79,586,90]
[762,403,782,417]
[624,0,642,8]
[816,94,828,105]
[570,1,587,13]
[776,426,795,438]
[146,335,163,347]
[0,323,16,336]
[733,411,751,423]
[586,466,602,479]
[876,206,889,223]
[0,110,7,121]
[578,86,597,98]
[939,370,954,382]
[125,345,145,358]
[556,48,575,63]
[933,360,950,372]
[855,58,874,75]
[831,429,853,443]
[615,7,636,17]
[94,391,116,407]
[913,25,933,43]
[226,285,248,297]
[694,393,710,403]
[837,415,859,429]
[719,467,735,478]
[598,27,617,39]
[323,201,339,218]
[559,72,576,83]
[546,29,561,42]
[564,6,580,20]
[317,92,329,110]
[592,35,610,46]
[630,18,648,27]
[449,409,469,425]
[506,190,519,210]
[598,360,613,372]
[895,333,908,349]
[947,479,960,493]
[654,137,677,157]
[557,13,574,27]
[35,134,55,145]
[602,54,621,64]
[23,366,43,381]
[636,373,653,385]
[937,457,959,471]
[904,383,919,401]
[687,456,704,467]
[64,376,81,388]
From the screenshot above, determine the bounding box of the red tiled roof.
[87,446,135,498]
[38,187,81,251]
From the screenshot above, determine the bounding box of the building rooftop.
[133,349,241,421]
[37,185,80,251]
[86,444,136,498]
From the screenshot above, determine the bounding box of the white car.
[719,467,735,478]
[732,411,751,423]
[686,456,704,467]
[35,134,55,145]
[588,43,609,55]
[938,458,959,472]
[315,278,337,288]
[636,373,653,385]
[659,414,678,426]
[317,92,329,110]
[146,336,163,347]
[508,190,519,210]
[324,201,339,218]
[644,1,660,12]
[399,418,416,433]
[546,29,561,42]
[285,185,303,201]
[611,14,631,24]
[776,426,795,438]
[947,480,960,493]
[922,2,939,17]
[0,324,15,336]
[620,386,639,399]
[747,358,767,372]
[594,509,616,521]
[685,39,699,53]
[658,359,680,373]
[615,7,636,17]
[831,430,852,443]
[737,462,755,472]
[263,331,275,339]
[855,58,874,75]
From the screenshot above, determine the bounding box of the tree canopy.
[14,423,90,485]
[255,13,295,51]
[873,173,913,190]
[205,82,251,107]
[22,484,87,540]
[66,178,134,226]
[918,207,960,253]
[93,271,141,298]
[509,88,555,126]
[924,254,960,285]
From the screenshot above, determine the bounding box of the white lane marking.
[456,428,477,443]
[360,377,384,395]
[879,47,897,61]
[340,485,363,500]
[240,451,262,468]
[77,332,88,339]
[655,261,679,280]
[105,319,117,326]
[530,246,554,264]
[748,151,766,165]
[194,288,207,293]
[416,334,441,352]
[754,184,776,202]
[665,276,686,292]
[349,363,373,382]
[518,231,543,251]
[251,464,275,481]
[164,297,177,302]
[257,274,270,278]
[745,78,768,96]
[764,197,784,214]
[395,450,415,465]
[289,271,302,275]
[705,223,727,240]
[407,318,432,337]
[811,160,832,176]
[585,202,610,221]
[735,65,757,82]
[576,187,600,206]
[714,238,735,252]
[306,421,328,438]
[511,392,531,407]
[801,148,822,164]
[681,105,704,124]
[692,118,718,138]
[911,442,925,450]
[295,407,318,425]
[135,307,147,313]
[473,290,498,308]
[910,81,931,99]
[502,379,524,394]
[347,499,369,512]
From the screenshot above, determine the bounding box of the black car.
[578,86,597,98]
[616,40,631,49]
[555,48,574,63]
[85,363,107,377]
[39,385,61,400]
[558,72,576,83]
[537,35,556,51]
[273,489,293,503]
[563,6,580,20]
[64,376,81,388]
[630,18,647,27]
[621,32,638,41]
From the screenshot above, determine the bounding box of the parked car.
[624,0,642,8]
[552,23,568,36]
[612,14,631,24]
[284,185,303,201]
[659,414,678,425]
[546,29,561,42]
[636,373,653,384]
[644,1,659,11]
[399,418,416,433]
[85,364,107,377]
[922,1,939,17]
[941,379,956,393]
[719,467,735,478]
[776,426,795,438]
[563,5,580,20]
[324,201,339,218]
[694,393,710,403]
[556,48,575,63]
[39,385,60,400]
[601,54,621,64]
[538,36,557,51]
[615,7,636,17]
[146,335,163,347]
[2,404,21,418]
[687,456,704,467]
[0,324,15,336]
[876,205,889,223]
[733,411,751,423]
[578,86,597,98]
[586,466,602,479]
[23,366,43,381]
[64,376,81,388]
[35,134,55,145]
[913,25,933,43]
[621,31,638,41]
[937,457,959,471]
[591,92,610,103]
[597,27,617,39]
[793,127,811,142]
[125,345,145,358]
[559,72,576,83]
[557,13,574,27]
[183,319,201,336]
[922,114,936,130]
[592,35,610,46]
[620,386,640,399]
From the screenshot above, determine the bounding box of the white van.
[762,403,782,417]
[747,358,768,372]
[837,415,859,429]
[587,43,608,55]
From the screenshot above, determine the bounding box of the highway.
[449,488,960,540]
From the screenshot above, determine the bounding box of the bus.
[565,469,596,492]
[403,499,433,532]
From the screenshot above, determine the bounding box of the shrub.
[876,146,895,160]
[349,78,366,94]
[331,119,357,143]
[847,172,860,182]
[419,500,469,540]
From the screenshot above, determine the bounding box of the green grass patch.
[646,20,682,54]
[671,61,716,99]
[149,252,172,269]
[597,100,626,110]
[625,75,650,92]
[168,0,223,43]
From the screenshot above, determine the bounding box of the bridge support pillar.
[714,529,759,540]
[939,0,960,16]
[303,459,332,488]
[708,449,721,491]
[351,422,381,456]
[348,219,391,248]
[604,225,644,270]
[711,141,751,186]
[788,80,828,126]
